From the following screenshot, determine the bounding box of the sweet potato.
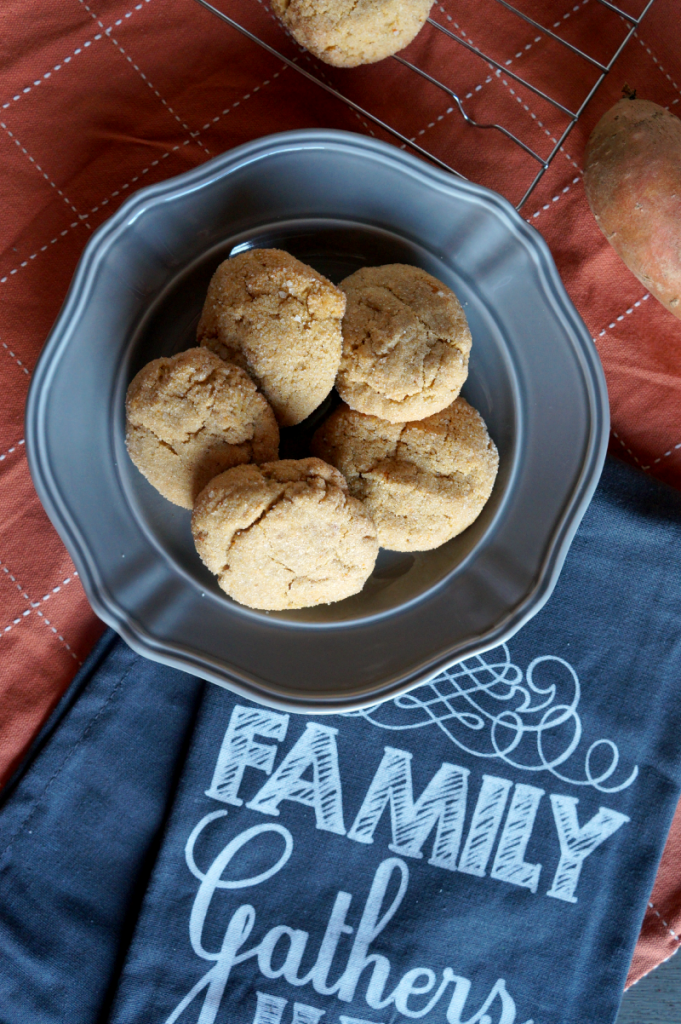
[584,96,681,319]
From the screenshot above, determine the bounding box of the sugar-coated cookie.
[191,458,379,610]
[125,347,279,509]
[336,264,472,423]
[311,398,498,551]
[271,0,434,68]
[197,249,346,428]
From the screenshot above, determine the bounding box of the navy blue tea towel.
[0,634,205,1022]
[2,456,681,1024]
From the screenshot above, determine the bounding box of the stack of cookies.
[125,249,498,611]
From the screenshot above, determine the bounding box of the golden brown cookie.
[197,248,346,428]
[311,398,498,551]
[271,0,434,68]
[191,458,379,610]
[336,264,472,423]
[125,347,279,509]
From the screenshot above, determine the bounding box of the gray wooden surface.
[616,948,681,1023]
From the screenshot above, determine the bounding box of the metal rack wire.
[192,0,657,210]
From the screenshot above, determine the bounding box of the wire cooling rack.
[192,0,657,210]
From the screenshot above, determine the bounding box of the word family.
[206,707,629,903]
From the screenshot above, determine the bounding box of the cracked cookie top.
[336,263,472,423]
[191,457,379,610]
[125,347,279,509]
[197,248,346,428]
[270,0,435,68]
[311,398,498,552]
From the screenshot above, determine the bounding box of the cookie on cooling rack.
[311,397,498,551]
[125,347,279,509]
[197,248,346,428]
[271,0,435,68]
[336,263,472,423]
[191,458,379,610]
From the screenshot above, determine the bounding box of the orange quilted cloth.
[1,0,680,987]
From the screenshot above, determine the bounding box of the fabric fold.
[0,634,204,1023]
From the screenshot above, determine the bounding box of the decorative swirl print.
[353,645,638,794]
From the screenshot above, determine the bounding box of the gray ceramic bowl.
[26,130,608,712]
